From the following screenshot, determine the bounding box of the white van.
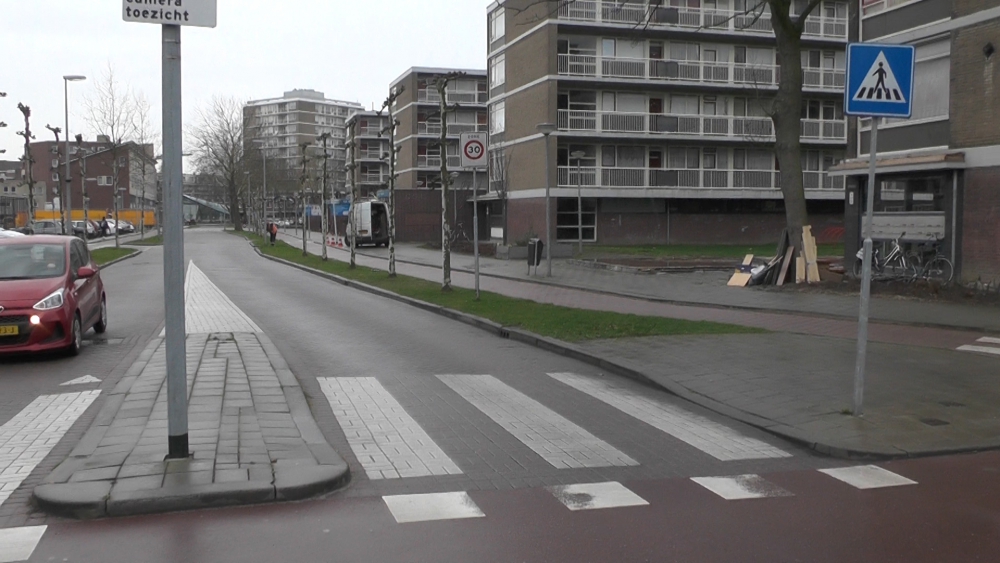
[349,199,390,247]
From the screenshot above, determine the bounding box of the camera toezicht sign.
[123,0,218,28]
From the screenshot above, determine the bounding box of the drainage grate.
[920,418,950,427]
[939,401,966,407]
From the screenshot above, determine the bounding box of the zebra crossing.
[956,336,1000,357]
[381,465,918,523]
[318,372,791,482]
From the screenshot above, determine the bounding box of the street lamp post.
[63,75,86,235]
[536,123,556,277]
[571,150,586,255]
[252,139,267,237]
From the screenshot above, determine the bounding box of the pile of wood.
[727,225,822,287]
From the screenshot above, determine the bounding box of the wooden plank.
[796,256,806,284]
[728,272,752,287]
[802,226,821,283]
[777,246,795,286]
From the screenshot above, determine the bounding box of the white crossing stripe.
[0,391,100,507]
[977,337,1000,345]
[691,474,794,500]
[160,261,262,336]
[549,372,791,461]
[382,492,485,524]
[819,465,917,489]
[60,375,101,386]
[852,51,907,103]
[318,378,461,480]
[437,374,638,469]
[0,526,46,563]
[957,345,1000,356]
[548,481,649,511]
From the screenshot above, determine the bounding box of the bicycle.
[853,233,917,281]
[908,238,955,284]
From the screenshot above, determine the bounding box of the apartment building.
[0,160,28,229]
[243,90,364,198]
[832,0,1000,282]
[487,0,850,246]
[345,110,391,199]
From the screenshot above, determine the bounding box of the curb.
[250,239,999,461]
[96,248,144,269]
[566,258,735,274]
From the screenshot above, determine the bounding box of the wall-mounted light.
[985,42,995,60]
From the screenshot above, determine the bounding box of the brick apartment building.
[345,110,391,200]
[0,160,28,228]
[486,0,850,246]
[832,0,1000,283]
[26,138,156,219]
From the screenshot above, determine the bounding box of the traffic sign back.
[845,43,915,118]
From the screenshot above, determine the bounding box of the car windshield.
[0,243,67,280]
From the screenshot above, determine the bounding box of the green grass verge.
[129,235,163,246]
[585,243,844,259]
[237,233,763,342]
[91,247,137,266]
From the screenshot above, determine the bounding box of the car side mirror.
[77,266,97,279]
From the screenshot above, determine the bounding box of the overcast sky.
[0,0,491,160]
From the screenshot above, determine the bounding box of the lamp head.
[63,75,87,82]
[536,123,556,136]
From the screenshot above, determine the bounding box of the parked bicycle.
[908,238,955,284]
[852,234,918,280]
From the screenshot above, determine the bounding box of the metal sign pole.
[473,168,480,300]
[853,120,878,416]
[162,23,188,458]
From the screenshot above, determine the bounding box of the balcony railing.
[356,125,383,137]
[417,155,462,169]
[417,89,488,105]
[557,54,845,91]
[557,0,847,40]
[557,109,846,141]
[418,122,490,136]
[358,173,387,184]
[557,166,845,190]
[355,149,384,160]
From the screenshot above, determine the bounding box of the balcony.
[557,166,845,190]
[557,109,846,141]
[417,89,489,105]
[417,122,490,136]
[557,0,847,40]
[358,173,387,185]
[417,155,462,169]
[356,125,383,137]
[355,149,384,161]
[558,54,845,91]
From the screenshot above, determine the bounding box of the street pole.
[62,76,85,235]
[301,192,307,256]
[537,124,556,277]
[473,168,480,300]
[853,121,878,417]
[162,23,188,459]
[571,150,586,255]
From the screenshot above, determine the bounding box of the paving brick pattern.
[180,262,262,335]
[436,374,638,469]
[318,377,461,480]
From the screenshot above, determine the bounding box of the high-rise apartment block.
[487,0,850,245]
[345,110,391,199]
[244,90,364,195]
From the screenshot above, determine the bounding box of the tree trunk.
[229,180,243,232]
[771,4,809,250]
[438,86,452,292]
[388,108,398,278]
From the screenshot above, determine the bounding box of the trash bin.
[527,238,544,274]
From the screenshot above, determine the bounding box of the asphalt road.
[2,229,998,561]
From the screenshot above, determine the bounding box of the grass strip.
[237,233,763,342]
[129,235,163,246]
[586,243,844,259]
[91,247,137,266]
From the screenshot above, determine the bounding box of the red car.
[0,235,107,356]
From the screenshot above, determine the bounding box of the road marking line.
[977,337,1000,345]
[548,372,791,461]
[437,374,638,469]
[60,375,101,386]
[956,345,1000,356]
[0,391,100,507]
[819,465,917,489]
[382,492,485,524]
[0,526,46,563]
[691,474,794,500]
[548,481,649,511]
[159,261,262,336]
[318,378,461,480]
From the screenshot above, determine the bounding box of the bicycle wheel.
[924,257,954,284]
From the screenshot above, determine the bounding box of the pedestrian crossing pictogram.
[852,52,906,103]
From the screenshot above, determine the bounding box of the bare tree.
[85,64,139,248]
[189,96,249,232]
[489,147,514,246]
[16,104,37,231]
[378,86,404,277]
[433,72,467,292]
[132,92,159,240]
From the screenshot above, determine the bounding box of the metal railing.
[417,90,488,105]
[417,155,463,169]
[356,125,383,137]
[418,122,489,136]
[557,166,844,190]
[557,0,847,40]
[556,109,846,141]
[557,54,846,91]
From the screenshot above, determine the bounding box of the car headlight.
[34,289,65,311]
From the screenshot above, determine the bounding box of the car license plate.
[0,325,19,336]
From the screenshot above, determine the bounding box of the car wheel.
[67,314,83,357]
[94,297,108,334]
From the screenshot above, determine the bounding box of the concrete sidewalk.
[321,236,998,332]
[271,231,1000,459]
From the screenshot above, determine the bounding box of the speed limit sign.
[460,132,488,170]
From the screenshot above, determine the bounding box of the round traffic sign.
[463,140,485,161]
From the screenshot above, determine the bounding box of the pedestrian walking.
[269,222,278,246]
[100,217,110,238]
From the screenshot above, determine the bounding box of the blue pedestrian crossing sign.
[845,43,915,118]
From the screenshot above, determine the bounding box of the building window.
[556,198,597,242]
[490,8,505,43]
[490,54,506,89]
[910,51,950,121]
[490,101,505,134]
